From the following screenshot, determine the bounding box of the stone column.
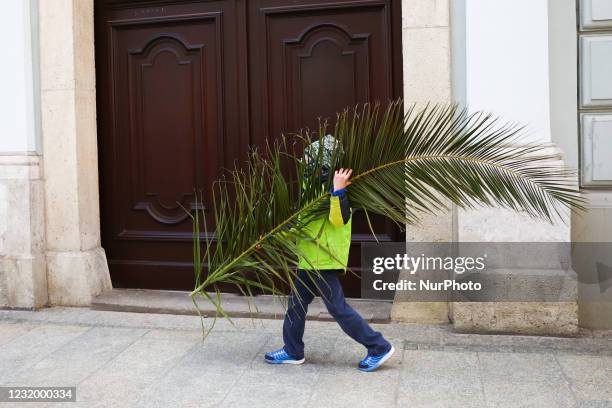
[391,0,452,323]
[39,0,112,305]
[0,0,47,309]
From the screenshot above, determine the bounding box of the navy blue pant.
[282,269,391,359]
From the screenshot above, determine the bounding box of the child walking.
[264,138,395,372]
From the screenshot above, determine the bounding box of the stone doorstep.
[90,288,393,323]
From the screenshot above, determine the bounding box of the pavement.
[0,306,611,408]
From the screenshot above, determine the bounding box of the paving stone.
[72,336,200,407]
[5,326,148,387]
[481,379,576,408]
[134,333,268,408]
[0,324,90,384]
[556,354,612,402]
[222,368,316,408]
[398,350,486,408]
[140,327,205,342]
[0,321,36,346]
[477,352,567,384]
[577,401,612,408]
[402,349,480,379]
[443,331,612,355]
[477,352,579,407]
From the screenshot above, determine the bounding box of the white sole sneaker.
[378,345,395,366]
[264,357,305,365]
[282,358,305,365]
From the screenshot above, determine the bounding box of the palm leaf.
[186,100,586,325]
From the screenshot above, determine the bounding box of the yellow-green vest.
[296,195,352,271]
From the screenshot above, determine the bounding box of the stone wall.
[0,155,47,308]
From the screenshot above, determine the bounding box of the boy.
[264,137,395,372]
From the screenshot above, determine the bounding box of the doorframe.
[36,0,454,311]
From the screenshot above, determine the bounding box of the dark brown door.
[95,0,249,290]
[95,0,402,296]
[247,0,404,296]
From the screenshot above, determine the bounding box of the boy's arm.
[329,187,351,226]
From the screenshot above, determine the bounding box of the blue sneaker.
[358,345,395,372]
[264,348,305,365]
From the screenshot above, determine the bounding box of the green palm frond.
[186,100,586,331]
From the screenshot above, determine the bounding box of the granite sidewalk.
[1,306,611,407]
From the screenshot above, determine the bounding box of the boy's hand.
[333,168,352,192]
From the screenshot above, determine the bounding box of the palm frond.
[187,100,586,324]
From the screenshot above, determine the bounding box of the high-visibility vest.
[296,194,352,271]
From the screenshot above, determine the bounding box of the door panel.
[95,0,402,296]
[248,0,398,143]
[114,19,219,238]
[247,0,403,296]
[95,1,247,290]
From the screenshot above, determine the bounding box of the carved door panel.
[95,1,247,289]
[247,0,403,296]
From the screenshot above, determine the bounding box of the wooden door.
[247,0,404,296]
[95,0,249,290]
[95,0,402,296]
